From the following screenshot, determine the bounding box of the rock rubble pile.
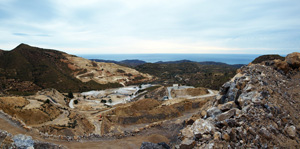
[178,52,300,148]
[0,129,64,148]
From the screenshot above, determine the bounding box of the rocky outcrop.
[177,53,300,148]
[286,52,300,69]
[0,129,64,148]
[35,88,67,106]
[251,54,285,64]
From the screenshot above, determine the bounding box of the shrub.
[68,91,74,98]
[44,99,50,104]
[117,69,125,73]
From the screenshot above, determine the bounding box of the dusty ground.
[64,54,154,85]
[0,85,217,148]
[0,95,216,148]
[0,114,169,149]
[171,87,209,98]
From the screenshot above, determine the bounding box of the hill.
[0,44,153,94]
[251,54,285,64]
[135,62,240,90]
[177,52,300,148]
[91,59,147,67]
[89,59,243,90]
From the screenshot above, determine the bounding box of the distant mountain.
[155,60,194,64]
[88,59,244,90]
[135,62,239,90]
[156,60,244,68]
[91,59,147,67]
[90,59,244,68]
[119,59,147,67]
[0,44,153,94]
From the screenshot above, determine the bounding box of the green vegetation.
[68,91,74,98]
[44,99,50,104]
[7,91,35,96]
[74,100,78,104]
[117,69,125,73]
[68,120,77,128]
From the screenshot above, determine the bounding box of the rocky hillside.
[65,54,153,85]
[177,52,300,148]
[0,130,64,148]
[0,44,153,94]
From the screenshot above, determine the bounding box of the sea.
[79,54,264,65]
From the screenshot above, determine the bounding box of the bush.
[117,69,125,73]
[108,99,112,103]
[74,100,78,104]
[101,99,107,103]
[68,91,74,98]
[44,99,50,104]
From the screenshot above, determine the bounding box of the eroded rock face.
[177,54,300,148]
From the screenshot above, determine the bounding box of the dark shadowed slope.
[0,44,128,94]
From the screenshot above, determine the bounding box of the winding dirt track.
[0,94,217,148]
[0,112,168,149]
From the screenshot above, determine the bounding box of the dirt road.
[0,114,169,149]
[0,95,216,148]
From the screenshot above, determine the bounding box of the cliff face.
[178,52,300,148]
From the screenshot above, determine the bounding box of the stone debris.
[13,134,34,149]
[140,142,170,149]
[285,125,296,139]
[177,54,300,148]
[0,129,64,149]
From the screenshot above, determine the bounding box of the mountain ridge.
[0,44,153,94]
[91,58,244,68]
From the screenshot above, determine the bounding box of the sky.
[0,0,300,54]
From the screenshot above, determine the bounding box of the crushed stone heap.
[178,52,300,148]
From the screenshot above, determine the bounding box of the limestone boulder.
[285,125,296,139]
[191,119,215,136]
[207,107,222,118]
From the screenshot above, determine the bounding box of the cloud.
[0,0,299,54]
[13,33,29,36]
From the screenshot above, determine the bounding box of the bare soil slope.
[0,44,153,94]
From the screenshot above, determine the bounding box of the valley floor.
[0,84,217,148]
[0,96,216,148]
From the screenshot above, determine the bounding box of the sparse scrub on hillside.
[135,62,238,90]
